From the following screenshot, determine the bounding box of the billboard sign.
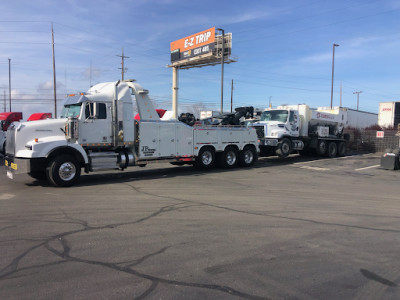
[170,27,215,63]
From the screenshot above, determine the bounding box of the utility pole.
[353,91,362,111]
[8,58,11,112]
[269,96,272,108]
[51,23,57,118]
[330,43,339,109]
[340,81,342,107]
[117,48,129,80]
[230,79,234,112]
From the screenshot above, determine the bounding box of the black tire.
[218,146,239,168]
[327,142,337,158]
[194,147,215,169]
[1,142,5,155]
[46,155,81,187]
[338,142,346,157]
[276,138,292,158]
[28,171,47,180]
[316,140,327,156]
[239,146,257,167]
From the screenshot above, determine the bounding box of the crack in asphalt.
[124,182,400,234]
[44,237,268,300]
[2,177,398,299]
[0,198,269,299]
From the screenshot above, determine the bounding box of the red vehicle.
[0,112,23,131]
[27,113,52,121]
[0,112,23,154]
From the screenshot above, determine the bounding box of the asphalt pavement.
[0,153,400,299]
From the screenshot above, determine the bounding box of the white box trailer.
[4,80,258,187]
[251,104,348,158]
[378,102,400,129]
[318,106,378,129]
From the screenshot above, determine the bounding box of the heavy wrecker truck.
[4,80,258,187]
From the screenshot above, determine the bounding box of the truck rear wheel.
[338,142,346,156]
[46,154,81,187]
[316,140,327,156]
[239,146,257,167]
[219,146,238,168]
[327,142,337,158]
[194,147,215,169]
[276,138,292,158]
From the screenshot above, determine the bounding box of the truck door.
[79,102,112,145]
[289,110,300,137]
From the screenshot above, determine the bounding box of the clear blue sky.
[1,0,399,118]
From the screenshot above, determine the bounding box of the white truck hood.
[9,119,68,157]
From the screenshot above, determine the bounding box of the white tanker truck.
[251,104,348,157]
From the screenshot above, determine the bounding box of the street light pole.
[330,43,339,109]
[353,91,362,111]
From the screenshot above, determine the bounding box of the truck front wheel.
[46,155,81,187]
[276,138,292,158]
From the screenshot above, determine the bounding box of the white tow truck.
[251,104,348,158]
[4,80,258,187]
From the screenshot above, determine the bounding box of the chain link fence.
[344,129,400,153]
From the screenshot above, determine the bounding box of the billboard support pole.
[217,28,225,114]
[172,66,179,119]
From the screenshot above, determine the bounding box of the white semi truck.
[4,80,258,187]
[251,104,348,158]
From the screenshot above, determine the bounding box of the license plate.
[7,170,14,179]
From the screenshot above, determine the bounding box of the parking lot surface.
[0,153,400,299]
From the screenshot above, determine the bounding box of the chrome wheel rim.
[201,151,213,165]
[59,162,76,181]
[244,150,253,164]
[226,151,237,165]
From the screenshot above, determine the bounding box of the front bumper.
[258,138,279,147]
[4,156,30,179]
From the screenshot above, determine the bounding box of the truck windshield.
[61,104,82,118]
[260,110,288,122]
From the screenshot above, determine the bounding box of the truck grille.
[252,125,265,139]
[5,124,16,156]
